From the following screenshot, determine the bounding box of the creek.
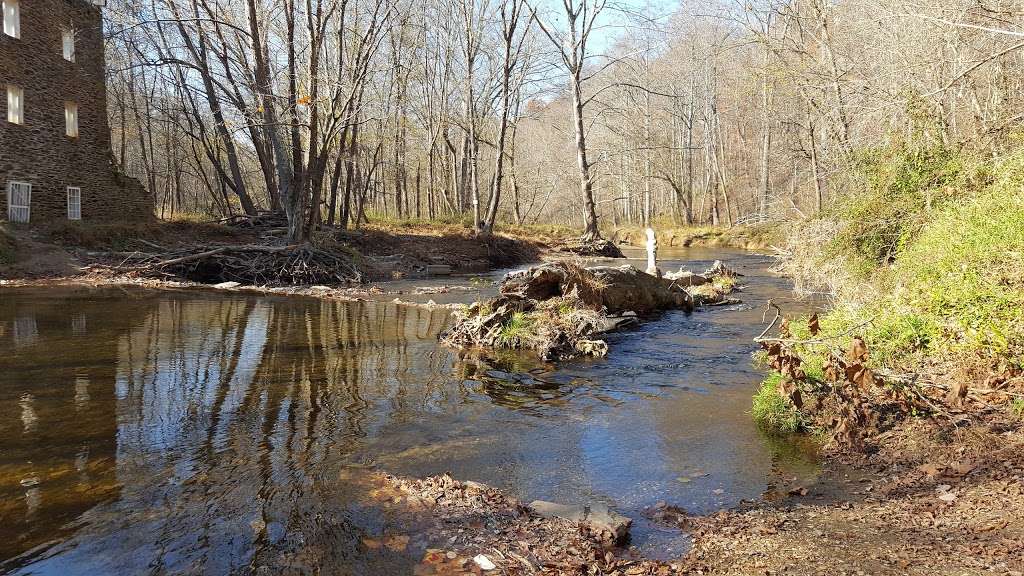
[0,247,818,574]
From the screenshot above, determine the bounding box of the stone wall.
[0,0,153,224]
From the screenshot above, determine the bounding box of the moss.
[752,374,803,434]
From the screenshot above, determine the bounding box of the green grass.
[824,142,986,277]
[787,143,1024,369]
[496,312,537,349]
[1011,398,1024,420]
[758,141,1024,435]
[752,373,802,434]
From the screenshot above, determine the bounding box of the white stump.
[645,227,660,277]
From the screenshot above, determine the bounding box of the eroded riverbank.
[0,248,820,574]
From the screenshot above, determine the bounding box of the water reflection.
[0,249,820,574]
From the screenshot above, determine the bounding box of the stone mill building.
[0,0,151,224]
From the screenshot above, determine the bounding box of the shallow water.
[0,247,819,574]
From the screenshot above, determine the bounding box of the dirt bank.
[609,224,783,251]
[0,220,550,285]
[684,416,1024,575]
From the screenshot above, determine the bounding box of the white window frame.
[7,84,23,125]
[2,0,19,39]
[62,28,76,62]
[67,186,81,220]
[65,101,78,137]
[7,181,31,223]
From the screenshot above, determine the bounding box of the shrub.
[826,142,981,277]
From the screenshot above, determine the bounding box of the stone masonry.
[0,0,152,224]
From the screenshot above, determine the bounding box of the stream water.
[0,247,819,575]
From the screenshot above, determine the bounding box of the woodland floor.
[682,416,1024,576]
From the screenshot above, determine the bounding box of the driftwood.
[443,261,739,361]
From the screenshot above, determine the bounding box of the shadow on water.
[0,247,821,574]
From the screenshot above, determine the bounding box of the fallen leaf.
[938,492,957,503]
[384,534,410,552]
[950,461,976,477]
[847,336,869,363]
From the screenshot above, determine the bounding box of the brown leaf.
[847,337,869,363]
[824,356,842,381]
[946,380,969,406]
[845,363,876,390]
[949,460,976,477]
[779,377,804,409]
[384,534,410,552]
[808,313,820,336]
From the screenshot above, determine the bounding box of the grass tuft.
[496,312,536,349]
[752,373,802,434]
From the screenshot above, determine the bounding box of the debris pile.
[443,261,741,361]
[105,242,364,286]
[352,470,683,575]
[553,237,626,258]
